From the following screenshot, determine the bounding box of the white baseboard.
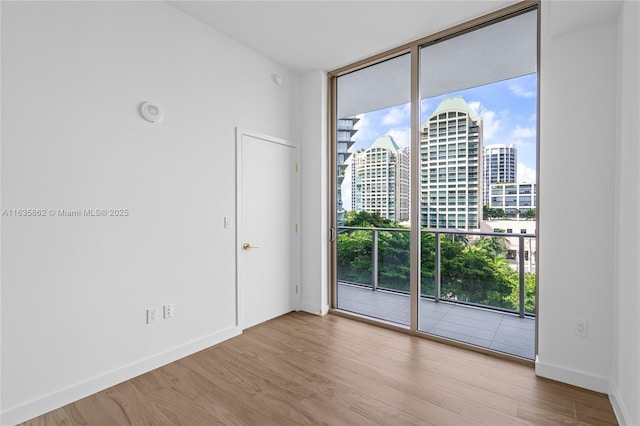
[1,326,241,426]
[609,383,632,426]
[535,357,610,394]
[321,303,330,315]
[300,302,329,316]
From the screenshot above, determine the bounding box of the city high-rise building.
[351,135,409,222]
[351,150,365,213]
[482,144,517,206]
[420,96,482,229]
[336,117,359,225]
[489,182,537,219]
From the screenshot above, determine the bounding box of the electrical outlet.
[575,320,588,337]
[164,304,174,319]
[147,307,159,324]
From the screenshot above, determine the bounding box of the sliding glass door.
[334,54,412,326]
[416,10,538,359]
[331,5,538,359]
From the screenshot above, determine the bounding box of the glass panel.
[418,10,537,359]
[337,55,411,118]
[439,234,518,310]
[336,54,411,326]
[420,11,537,99]
[523,235,537,316]
[332,7,537,360]
[378,229,411,289]
[337,228,373,288]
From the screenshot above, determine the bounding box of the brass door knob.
[243,243,259,250]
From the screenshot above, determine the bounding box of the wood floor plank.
[282,344,415,412]
[208,344,315,403]
[155,360,215,400]
[516,400,590,426]
[252,391,323,425]
[129,370,168,396]
[297,316,535,417]
[575,401,619,425]
[144,388,227,425]
[296,392,380,426]
[460,400,535,425]
[194,385,288,426]
[190,397,251,426]
[537,380,614,412]
[315,340,517,418]
[241,342,363,407]
[178,347,263,398]
[22,409,72,426]
[220,339,319,400]
[97,381,164,425]
[518,395,578,419]
[20,311,619,426]
[404,397,484,426]
[62,394,119,425]
[349,393,436,426]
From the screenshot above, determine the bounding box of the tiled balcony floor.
[337,283,536,360]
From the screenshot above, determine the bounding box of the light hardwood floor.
[22,312,617,425]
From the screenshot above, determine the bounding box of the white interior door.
[237,129,298,330]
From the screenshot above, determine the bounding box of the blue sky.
[342,73,538,210]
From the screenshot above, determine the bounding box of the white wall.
[0,2,300,424]
[536,1,619,393]
[612,2,640,424]
[300,71,329,315]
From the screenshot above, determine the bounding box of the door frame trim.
[235,128,301,330]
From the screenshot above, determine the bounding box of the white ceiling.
[168,1,520,74]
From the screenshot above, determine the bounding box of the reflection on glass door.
[335,54,412,326]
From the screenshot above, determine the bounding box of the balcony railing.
[337,226,536,318]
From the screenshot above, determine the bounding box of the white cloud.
[386,127,411,148]
[382,103,411,126]
[341,160,352,211]
[468,101,481,114]
[509,84,536,99]
[529,113,537,122]
[353,113,368,135]
[517,163,537,183]
[352,113,376,145]
[420,100,432,116]
[511,125,536,139]
[511,139,532,149]
[468,101,500,141]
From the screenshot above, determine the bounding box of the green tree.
[420,233,437,296]
[507,272,537,313]
[483,205,508,220]
[337,230,373,284]
[344,210,396,228]
[523,208,536,220]
[474,236,508,258]
[378,230,411,291]
[337,222,533,312]
[439,243,516,309]
[483,204,492,220]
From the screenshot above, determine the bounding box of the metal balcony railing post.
[519,235,525,318]
[372,229,378,292]
[435,232,441,303]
